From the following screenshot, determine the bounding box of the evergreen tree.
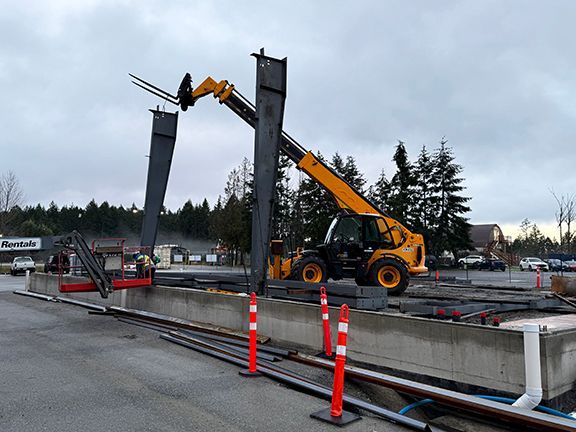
[387,141,417,226]
[368,169,391,212]
[341,155,366,192]
[412,145,438,249]
[197,199,211,240]
[429,139,472,257]
[178,200,195,237]
[512,219,553,257]
[296,153,337,247]
[272,154,293,240]
[209,196,225,242]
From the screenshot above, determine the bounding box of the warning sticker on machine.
[0,238,42,252]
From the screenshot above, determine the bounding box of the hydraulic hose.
[398,395,575,420]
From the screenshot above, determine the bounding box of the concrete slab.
[501,315,576,331]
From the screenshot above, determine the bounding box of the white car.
[519,257,549,272]
[458,255,484,268]
[10,256,36,275]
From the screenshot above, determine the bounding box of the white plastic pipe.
[512,323,542,410]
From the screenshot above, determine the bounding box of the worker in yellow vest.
[133,252,152,279]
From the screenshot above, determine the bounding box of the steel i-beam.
[250,49,287,295]
[140,109,178,252]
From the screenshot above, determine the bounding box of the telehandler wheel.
[290,256,328,283]
[369,259,408,296]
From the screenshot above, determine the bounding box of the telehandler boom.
[131,73,427,294]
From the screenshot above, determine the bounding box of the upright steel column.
[250,49,287,294]
[140,109,178,253]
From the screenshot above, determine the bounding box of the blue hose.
[398,395,575,420]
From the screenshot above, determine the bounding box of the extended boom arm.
[130,73,414,248]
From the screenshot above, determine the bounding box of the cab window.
[364,218,383,242]
[332,217,362,242]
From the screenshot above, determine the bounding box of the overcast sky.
[2,0,575,239]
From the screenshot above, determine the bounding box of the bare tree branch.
[0,171,24,233]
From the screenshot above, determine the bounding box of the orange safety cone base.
[239,369,262,378]
[310,407,361,426]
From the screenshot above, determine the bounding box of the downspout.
[512,323,542,410]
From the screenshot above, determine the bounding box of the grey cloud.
[1,0,575,231]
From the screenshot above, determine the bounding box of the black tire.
[369,259,408,296]
[290,255,328,283]
[520,266,524,271]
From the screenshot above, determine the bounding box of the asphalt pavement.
[416,268,575,289]
[0,275,405,432]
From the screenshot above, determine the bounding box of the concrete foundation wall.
[30,273,576,402]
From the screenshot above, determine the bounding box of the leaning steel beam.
[291,353,576,432]
[250,49,287,295]
[140,109,178,252]
[160,333,432,432]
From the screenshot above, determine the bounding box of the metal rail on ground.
[160,332,433,432]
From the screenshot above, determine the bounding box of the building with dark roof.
[469,224,509,259]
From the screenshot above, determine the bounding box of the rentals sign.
[0,237,42,252]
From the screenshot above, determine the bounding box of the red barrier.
[435,270,440,284]
[310,304,360,425]
[536,268,541,289]
[320,287,333,358]
[239,292,261,377]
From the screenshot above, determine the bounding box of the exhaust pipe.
[512,323,542,410]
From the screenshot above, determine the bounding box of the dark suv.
[478,258,506,272]
[44,254,70,273]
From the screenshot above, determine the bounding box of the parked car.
[547,259,563,272]
[478,258,506,271]
[458,255,484,268]
[43,253,70,274]
[563,260,576,272]
[546,259,573,272]
[519,257,549,272]
[10,256,36,275]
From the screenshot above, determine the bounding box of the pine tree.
[272,154,293,240]
[197,199,211,240]
[341,155,366,192]
[387,141,417,226]
[209,196,224,242]
[368,170,391,212]
[296,152,337,247]
[429,139,472,257]
[412,145,438,248]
